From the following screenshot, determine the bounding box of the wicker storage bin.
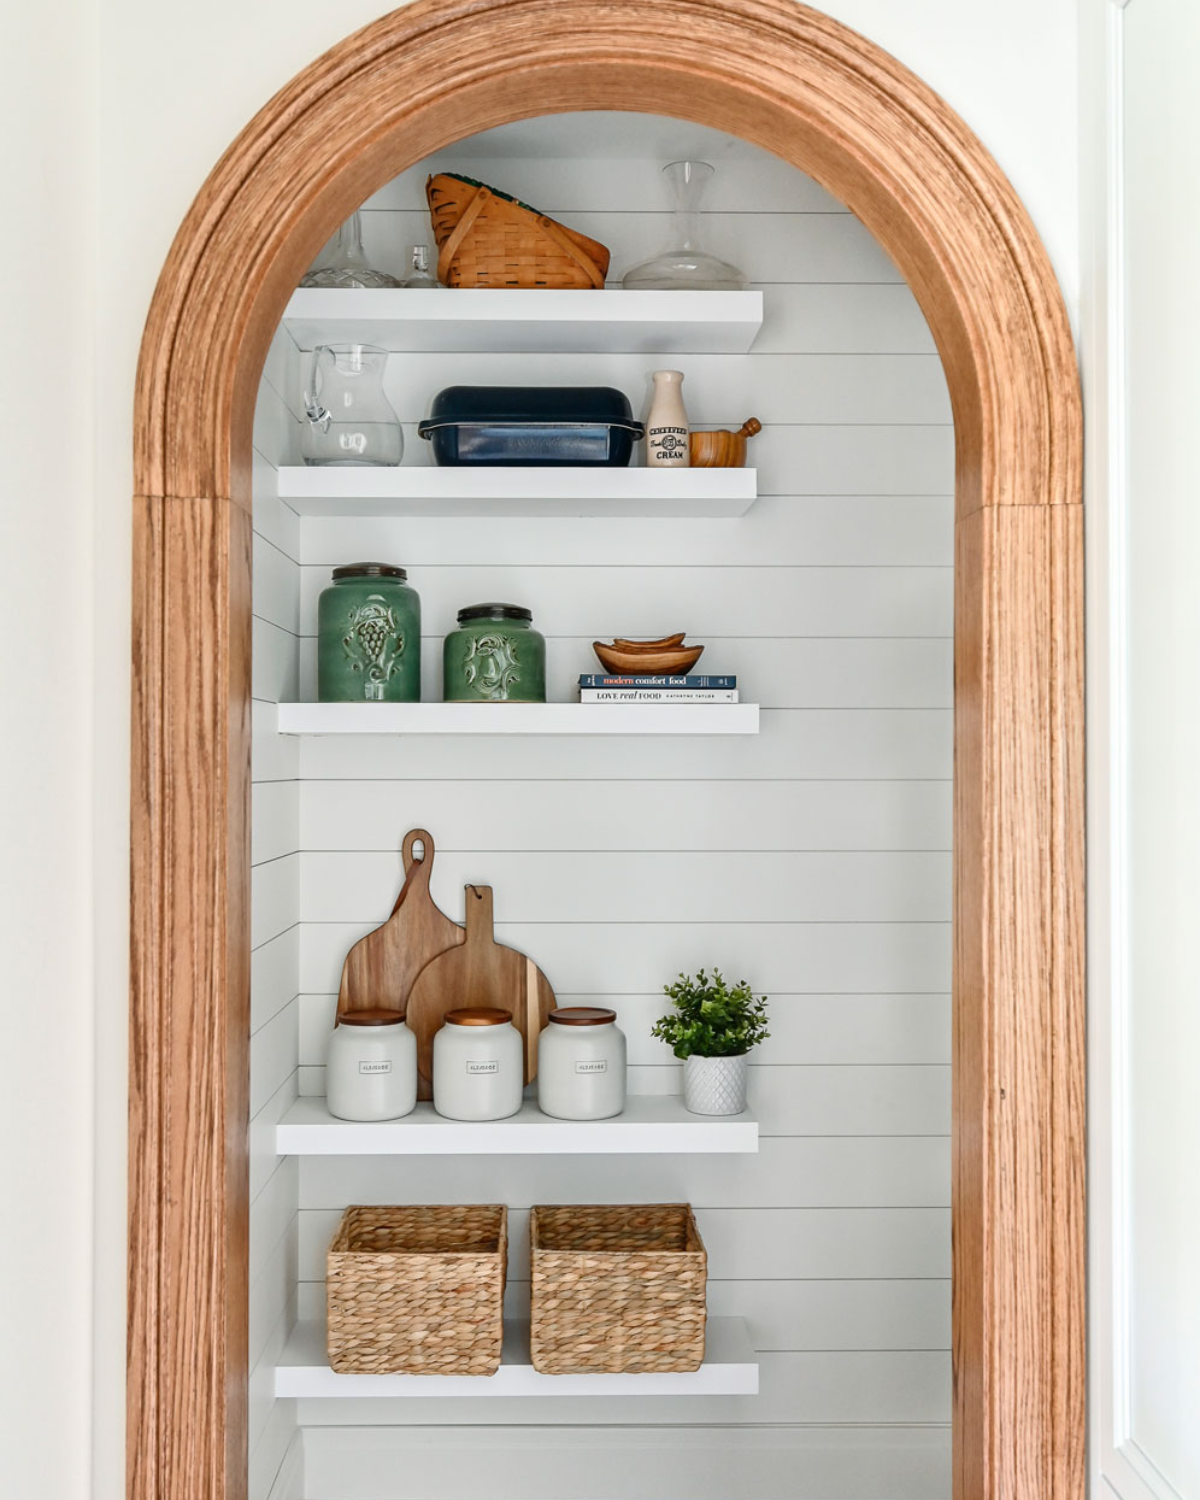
[427,173,611,289]
[326,1204,507,1375]
[529,1203,707,1374]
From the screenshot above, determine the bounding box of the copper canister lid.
[445,1007,513,1026]
[547,1006,617,1026]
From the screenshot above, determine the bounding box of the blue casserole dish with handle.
[418,386,644,466]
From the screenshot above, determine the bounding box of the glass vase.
[299,211,401,289]
[402,244,442,288]
[621,161,747,292]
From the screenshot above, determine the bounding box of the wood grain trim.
[952,507,1086,1499]
[1048,503,1087,1497]
[128,496,164,1500]
[128,496,251,1500]
[129,4,1085,1498]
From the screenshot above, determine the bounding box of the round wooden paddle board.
[404,884,556,1099]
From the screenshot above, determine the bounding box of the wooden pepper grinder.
[645,370,690,467]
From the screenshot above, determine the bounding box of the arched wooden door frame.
[129,3,1084,1498]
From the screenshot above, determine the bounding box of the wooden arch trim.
[129,3,1085,1499]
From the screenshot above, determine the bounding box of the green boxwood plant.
[650,969,770,1060]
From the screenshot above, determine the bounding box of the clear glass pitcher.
[302,343,403,467]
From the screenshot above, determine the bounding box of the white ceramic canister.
[326,1008,418,1121]
[432,1008,524,1121]
[537,1007,627,1121]
[645,370,690,468]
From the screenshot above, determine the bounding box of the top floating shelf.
[282,288,764,355]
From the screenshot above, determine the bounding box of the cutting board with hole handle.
[404,883,556,1099]
[335,829,464,1021]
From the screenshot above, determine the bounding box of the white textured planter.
[683,1053,749,1116]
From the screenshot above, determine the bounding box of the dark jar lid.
[331,562,408,582]
[456,602,532,624]
[338,1007,406,1027]
[548,1006,617,1027]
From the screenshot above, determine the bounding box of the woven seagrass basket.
[326,1204,507,1375]
[529,1203,707,1374]
[426,172,611,289]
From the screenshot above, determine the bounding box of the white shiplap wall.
[249,325,303,1500]
[251,115,952,1500]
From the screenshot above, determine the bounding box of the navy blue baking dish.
[418,386,644,466]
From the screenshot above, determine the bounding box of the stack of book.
[578,674,738,703]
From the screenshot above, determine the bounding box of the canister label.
[358,1060,392,1075]
[466,1059,499,1075]
[575,1059,608,1074]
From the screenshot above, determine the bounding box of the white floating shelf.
[282,288,763,354]
[276,465,758,518]
[276,1317,758,1398]
[275,702,760,736]
[275,1096,759,1156]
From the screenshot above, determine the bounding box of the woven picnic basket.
[326,1204,507,1375]
[529,1203,707,1374]
[426,172,610,289]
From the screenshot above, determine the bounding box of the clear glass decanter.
[299,212,401,289]
[621,161,747,291]
[302,344,403,467]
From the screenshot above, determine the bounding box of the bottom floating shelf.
[276,1318,758,1398]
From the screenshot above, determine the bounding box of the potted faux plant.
[651,969,769,1116]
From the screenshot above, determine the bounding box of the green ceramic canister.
[443,603,545,703]
[317,563,421,702]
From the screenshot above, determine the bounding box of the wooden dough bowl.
[593,638,704,675]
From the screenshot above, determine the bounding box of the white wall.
[1084,1,1200,1496]
[0,4,97,1500]
[247,329,305,1499]
[0,5,1081,1500]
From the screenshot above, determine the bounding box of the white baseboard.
[301,1424,951,1500]
[264,1428,304,1500]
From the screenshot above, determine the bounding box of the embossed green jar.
[317,563,421,702]
[443,603,545,703]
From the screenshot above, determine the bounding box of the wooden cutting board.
[405,883,556,1099]
[335,828,465,1021]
